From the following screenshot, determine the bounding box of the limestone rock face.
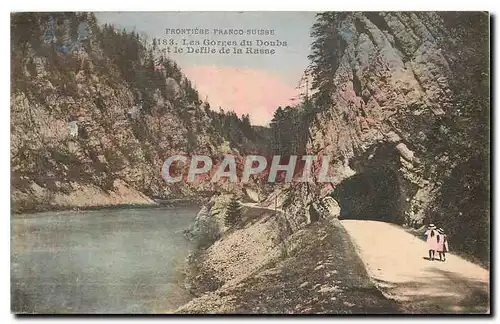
[322,197,341,218]
[10,13,264,213]
[282,12,489,262]
[307,12,455,163]
[165,77,182,99]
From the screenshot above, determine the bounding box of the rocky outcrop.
[177,211,398,314]
[307,12,457,184]
[284,12,489,263]
[10,13,265,213]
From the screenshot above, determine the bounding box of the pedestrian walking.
[425,224,438,261]
[437,228,449,262]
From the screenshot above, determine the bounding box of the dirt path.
[341,220,490,314]
[241,202,283,213]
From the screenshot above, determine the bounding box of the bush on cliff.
[225,196,242,227]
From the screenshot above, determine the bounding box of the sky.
[95,12,318,125]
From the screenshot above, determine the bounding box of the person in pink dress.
[436,228,449,262]
[424,224,439,261]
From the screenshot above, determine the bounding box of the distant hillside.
[10,12,269,213]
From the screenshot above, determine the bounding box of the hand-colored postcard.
[11,11,490,314]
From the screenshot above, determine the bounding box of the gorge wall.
[10,12,490,264]
[281,12,489,264]
[10,13,268,213]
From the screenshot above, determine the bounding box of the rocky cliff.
[10,12,490,263]
[10,13,267,213]
[281,12,489,263]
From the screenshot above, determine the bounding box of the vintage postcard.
[10,11,490,314]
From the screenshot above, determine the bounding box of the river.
[11,206,199,314]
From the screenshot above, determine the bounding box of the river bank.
[11,177,214,215]
[177,202,399,314]
[11,194,205,217]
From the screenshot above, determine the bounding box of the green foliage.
[10,12,276,215]
[11,13,86,97]
[225,196,242,227]
[186,129,198,154]
[204,105,269,154]
[269,101,315,155]
[308,12,348,108]
[98,24,198,112]
[10,12,202,114]
[426,12,490,264]
[11,12,269,160]
[11,13,43,52]
[306,11,490,263]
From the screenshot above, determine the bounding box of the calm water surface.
[11,206,198,314]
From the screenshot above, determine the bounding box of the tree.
[225,196,242,227]
[308,12,348,108]
[269,105,313,156]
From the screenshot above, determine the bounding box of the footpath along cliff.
[178,200,488,314]
[10,12,490,313]
[272,12,490,265]
[178,12,489,314]
[179,201,399,314]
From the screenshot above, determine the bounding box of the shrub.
[225,195,242,227]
